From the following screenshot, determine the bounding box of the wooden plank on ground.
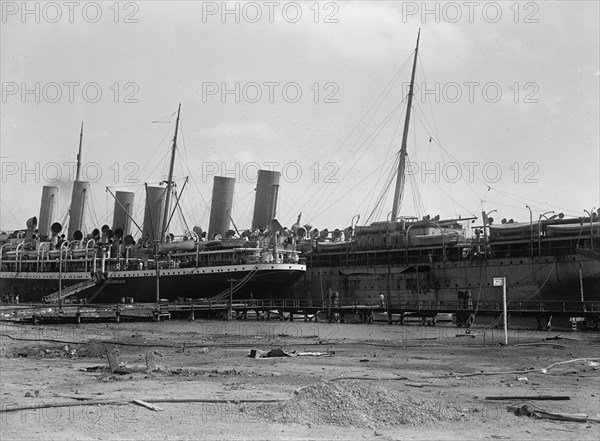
[133,399,164,411]
[107,353,119,373]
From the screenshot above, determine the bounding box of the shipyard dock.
[1,299,599,330]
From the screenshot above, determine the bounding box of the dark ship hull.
[283,233,600,304]
[0,262,306,303]
[287,255,600,303]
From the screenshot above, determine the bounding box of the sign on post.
[493,276,508,346]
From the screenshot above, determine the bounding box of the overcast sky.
[1,1,599,235]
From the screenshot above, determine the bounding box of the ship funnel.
[67,180,91,240]
[38,186,59,240]
[112,191,135,237]
[251,170,280,230]
[142,186,166,243]
[208,176,235,239]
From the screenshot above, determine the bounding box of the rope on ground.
[541,357,600,373]
[0,333,447,348]
[0,396,294,414]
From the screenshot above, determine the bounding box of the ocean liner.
[0,105,305,303]
[285,31,600,305]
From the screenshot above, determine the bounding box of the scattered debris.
[146,351,157,372]
[107,353,119,372]
[267,348,291,357]
[107,353,129,375]
[80,365,104,372]
[545,335,580,342]
[515,343,567,348]
[133,399,164,412]
[302,352,333,357]
[516,377,528,382]
[52,393,95,401]
[508,404,598,423]
[249,349,268,359]
[249,379,472,428]
[485,395,570,401]
[541,357,600,374]
[249,348,334,358]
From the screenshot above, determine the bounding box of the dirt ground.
[0,318,598,440]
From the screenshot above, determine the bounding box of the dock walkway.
[1,299,598,330]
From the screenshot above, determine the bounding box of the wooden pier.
[1,299,599,330]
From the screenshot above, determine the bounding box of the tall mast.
[67,122,88,240]
[391,29,420,221]
[161,103,181,242]
[75,122,83,181]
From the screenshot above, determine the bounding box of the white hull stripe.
[0,263,306,280]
